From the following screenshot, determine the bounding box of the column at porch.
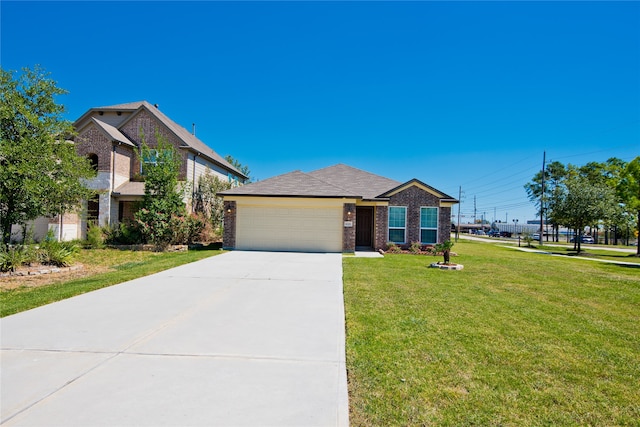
[343,203,356,252]
[223,200,237,250]
[374,205,388,251]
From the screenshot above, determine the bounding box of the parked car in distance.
[488,230,501,237]
[570,235,594,244]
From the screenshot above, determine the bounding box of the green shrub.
[0,245,28,272]
[409,241,422,254]
[86,223,105,249]
[386,242,402,254]
[39,231,80,267]
[522,231,535,247]
[104,222,142,245]
[170,214,205,244]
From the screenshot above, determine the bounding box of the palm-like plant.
[434,240,454,264]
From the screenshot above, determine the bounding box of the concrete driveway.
[1,251,348,426]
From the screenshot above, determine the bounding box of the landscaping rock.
[429,262,464,270]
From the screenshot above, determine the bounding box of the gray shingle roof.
[220,170,361,198]
[91,118,135,147]
[220,163,458,203]
[113,181,145,196]
[308,164,401,200]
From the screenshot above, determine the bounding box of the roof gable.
[377,179,457,201]
[74,101,247,180]
[220,170,360,198]
[87,118,136,147]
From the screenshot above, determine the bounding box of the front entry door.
[356,207,374,247]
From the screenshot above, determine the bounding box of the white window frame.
[141,148,172,175]
[420,206,439,244]
[388,206,407,244]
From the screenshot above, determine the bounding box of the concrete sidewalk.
[1,251,349,426]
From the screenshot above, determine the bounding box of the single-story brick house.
[220,164,458,252]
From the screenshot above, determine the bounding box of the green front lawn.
[1,247,223,317]
[344,241,640,426]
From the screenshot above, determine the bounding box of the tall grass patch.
[344,241,640,426]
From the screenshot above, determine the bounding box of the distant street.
[457,234,636,253]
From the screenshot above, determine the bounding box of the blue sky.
[2,1,639,224]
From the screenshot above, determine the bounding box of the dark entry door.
[356,207,373,247]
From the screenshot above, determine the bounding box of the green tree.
[134,133,186,246]
[554,175,617,253]
[0,66,94,244]
[224,155,252,183]
[193,171,235,231]
[524,161,566,241]
[619,156,640,255]
[576,158,627,245]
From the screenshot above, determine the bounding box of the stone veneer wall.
[223,200,236,249]
[343,203,356,252]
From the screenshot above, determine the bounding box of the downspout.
[112,143,117,192]
[111,143,117,227]
[192,152,199,213]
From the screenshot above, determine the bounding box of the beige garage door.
[236,205,343,252]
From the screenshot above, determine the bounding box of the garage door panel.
[236,206,343,252]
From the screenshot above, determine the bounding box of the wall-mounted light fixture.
[347,211,352,216]
[227,208,233,213]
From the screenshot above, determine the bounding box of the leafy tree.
[573,158,628,244]
[619,156,640,255]
[524,161,566,241]
[554,175,617,253]
[224,155,252,183]
[193,171,235,231]
[0,66,94,244]
[134,133,187,246]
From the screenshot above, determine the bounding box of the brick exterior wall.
[114,144,134,178]
[76,126,112,173]
[343,203,356,252]
[374,205,388,251]
[439,206,452,244]
[76,123,136,188]
[119,109,189,180]
[223,200,236,249]
[388,186,453,247]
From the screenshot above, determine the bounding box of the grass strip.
[1,248,222,317]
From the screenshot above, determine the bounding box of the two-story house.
[12,101,247,241]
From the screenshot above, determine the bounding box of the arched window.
[87,153,98,171]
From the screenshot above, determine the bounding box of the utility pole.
[540,151,545,245]
[473,195,477,224]
[456,186,462,242]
